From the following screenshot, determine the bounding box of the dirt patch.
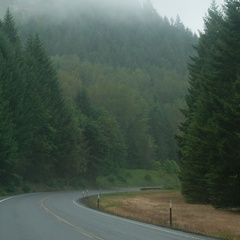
[98,191,240,240]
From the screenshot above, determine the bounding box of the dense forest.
[0,0,198,192]
[1,0,238,208]
[178,0,240,208]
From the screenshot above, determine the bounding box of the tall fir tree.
[0,83,18,188]
[2,9,21,46]
[205,0,240,207]
[23,35,84,181]
[0,16,21,190]
[0,10,86,188]
[0,34,18,188]
[178,1,223,203]
[178,0,240,207]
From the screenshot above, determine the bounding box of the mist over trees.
[1,0,198,191]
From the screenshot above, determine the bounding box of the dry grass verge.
[83,191,240,240]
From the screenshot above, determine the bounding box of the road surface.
[0,190,219,240]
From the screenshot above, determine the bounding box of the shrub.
[0,188,7,196]
[163,160,180,174]
[151,161,162,171]
[22,183,31,193]
[144,173,152,182]
[107,175,116,183]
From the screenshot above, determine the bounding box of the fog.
[1,0,225,32]
[1,0,146,21]
[2,0,143,14]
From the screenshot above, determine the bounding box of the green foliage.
[75,88,127,182]
[15,0,197,170]
[51,55,187,169]
[144,173,153,183]
[0,10,85,191]
[16,0,197,72]
[2,8,20,46]
[22,183,31,193]
[0,12,19,188]
[0,84,17,186]
[151,161,162,171]
[0,188,7,196]
[97,168,180,190]
[163,160,180,174]
[178,1,240,208]
[0,1,198,193]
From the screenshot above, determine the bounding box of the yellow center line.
[40,196,104,240]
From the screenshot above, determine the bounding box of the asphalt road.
[0,190,219,240]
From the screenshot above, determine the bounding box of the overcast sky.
[151,0,225,33]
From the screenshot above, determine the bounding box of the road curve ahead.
[0,191,218,240]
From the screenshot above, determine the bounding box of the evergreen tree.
[178,2,224,203]
[0,83,18,188]
[2,8,21,46]
[205,0,240,207]
[0,43,18,189]
[22,35,84,181]
[0,18,21,190]
[75,88,126,182]
[178,0,240,207]
[0,10,86,188]
[21,35,56,181]
[149,103,173,163]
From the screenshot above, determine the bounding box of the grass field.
[82,190,240,240]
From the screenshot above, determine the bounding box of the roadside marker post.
[97,195,100,209]
[169,200,172,227]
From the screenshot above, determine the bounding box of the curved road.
[0,190,218,240]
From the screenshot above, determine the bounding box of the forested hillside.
[0,0,198,192]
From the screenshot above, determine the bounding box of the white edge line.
[0,193,38,204]
[73,199,215,240]
[0,196,15,203]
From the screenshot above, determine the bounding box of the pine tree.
[2,8,21,46]
[0,10,86,186]
[0,82,18,188]
[178,0,240,207]
[2,8,23,111]
[24,35,85,181]
[178,1,224,203]
[1,10,25,178]
[149,102,173,163]
[205,0,240,207]
[0,26,18,189]
[75,88,127,182]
